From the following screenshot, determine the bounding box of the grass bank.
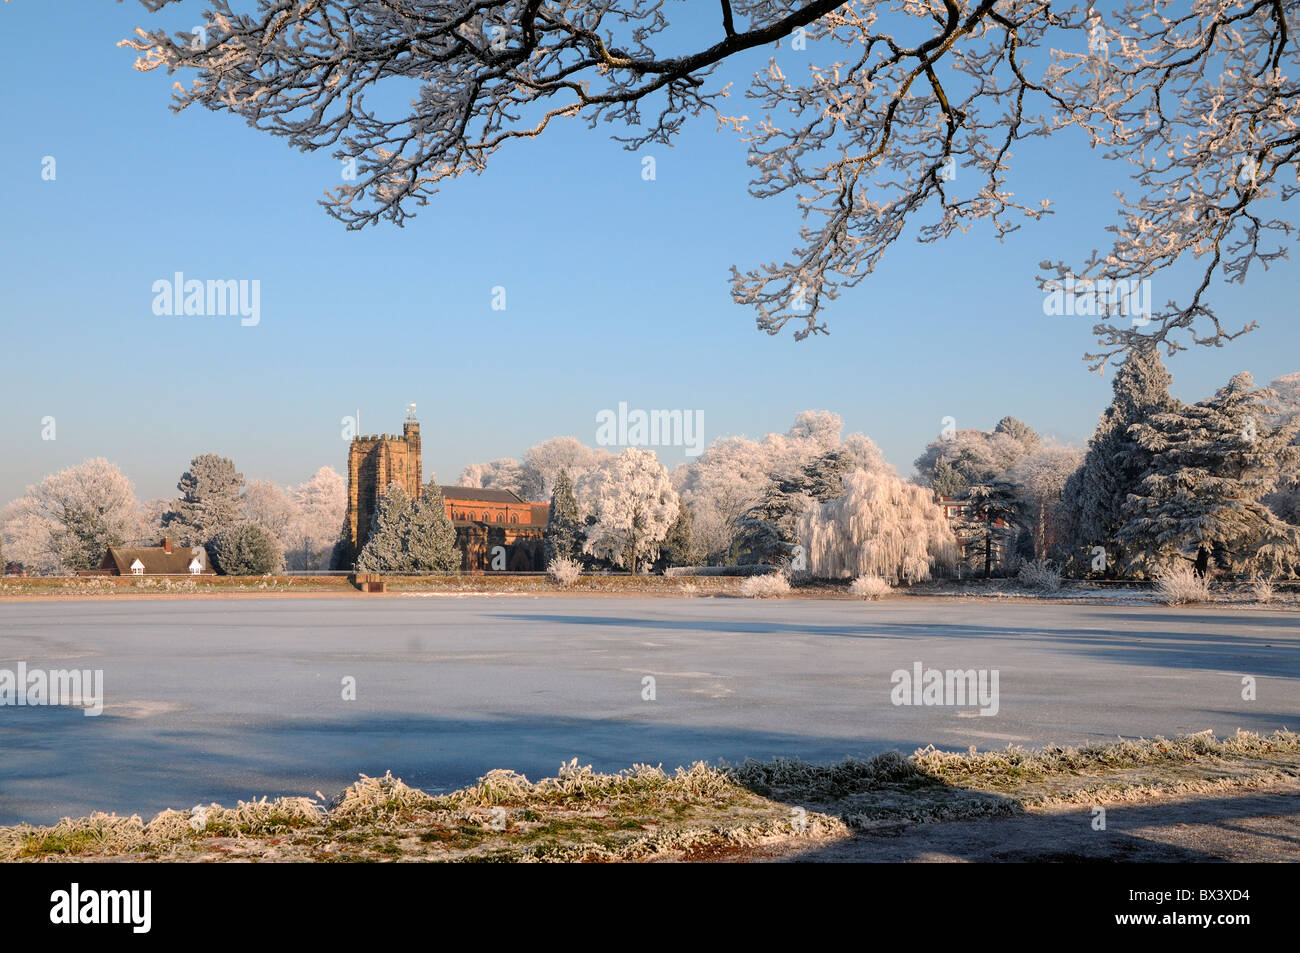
[4,730,1296,862]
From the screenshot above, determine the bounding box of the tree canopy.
[123,1,1299,365]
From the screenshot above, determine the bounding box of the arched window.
[497,513,505,523]
[510,514,518,524]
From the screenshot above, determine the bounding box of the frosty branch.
[118,1,1298,366]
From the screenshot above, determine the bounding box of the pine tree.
[1118,373,1300,577]
[405,481,459,572]
[355,483,413,573]
[932,462,967,497]
[543,469,583,563]
[1059,345,1180,575]
[956,482,1023,578]
[164,454,245,548]
[657,505,697,569]
[211,522,285,575]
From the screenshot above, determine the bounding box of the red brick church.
[344,418,549,571]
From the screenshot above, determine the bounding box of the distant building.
[443,487,548,571]
[98,539,213,576]
[936,493,1013,573]
[2,562,25,577]
[344,418,550,571]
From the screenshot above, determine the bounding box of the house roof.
[440,486,529,504]
[102,544,209,575]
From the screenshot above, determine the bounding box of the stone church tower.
[345,420,422,558]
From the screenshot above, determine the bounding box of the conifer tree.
[543,469,583,563]
[406,481,459,572]
[355,483,413,573]
[1059,346,1180,575]
[1118,373,1300,577]
[956,482,1024,579]
[657,505,698,569]
[164,454,245,548]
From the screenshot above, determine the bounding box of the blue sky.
[1,1,1295,505]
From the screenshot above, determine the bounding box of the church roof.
[440,486,528,504]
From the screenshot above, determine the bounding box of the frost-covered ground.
[0,597,1296,825]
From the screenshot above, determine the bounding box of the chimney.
[163,537,172,554]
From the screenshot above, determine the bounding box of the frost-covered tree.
[1118,373,1300,578]
[211,522,285,576]
[675,411,859,564]
[405,481,460,572]
[520,438,609,501]
[456,458,526,497]
[1059,346,1180,575]
[543,469,583,564]
[287,466,347,570]
[577,448,678,573]
[1264,372,1300,527]
[0,459,140,574]
[355,483,414,573]
[914,422,1038,495]
[164,454,244,547]
[797,468,956,584]
[1002,443,1085,561]
[735,432,888,565]
[135,497,173,546]
[124,2,1299,363]
[1264,372,1300,430]
[241,480,296,545]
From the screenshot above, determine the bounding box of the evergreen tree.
[657,505,698,569]
[164,454,245,548]
[994,416,1040,448]
[1059,346,1179,575]
[956,482,1024,578]
[211,522,285,575]
[543,469,583,563]
[1118,373,1300,577]
[355,483,413,573]
[931,462,967,497]
[406,481,459,572]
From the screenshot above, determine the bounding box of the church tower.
[345,418,423,560]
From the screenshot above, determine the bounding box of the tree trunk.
[1194,545,1210,578]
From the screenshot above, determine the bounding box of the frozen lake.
[1,595,1296,824]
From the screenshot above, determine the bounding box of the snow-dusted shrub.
[849,575,891,600]
[679,582,699,597]
[1155,564,1212,605]
[797,469,957,584]
[739,573,791,598]
[1016,559,1061,592]
[1252,577,1276,604]
[547,556,582,588]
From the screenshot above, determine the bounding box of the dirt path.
[723,779,1300,862]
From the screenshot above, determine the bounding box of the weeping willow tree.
[797,469,957,585]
